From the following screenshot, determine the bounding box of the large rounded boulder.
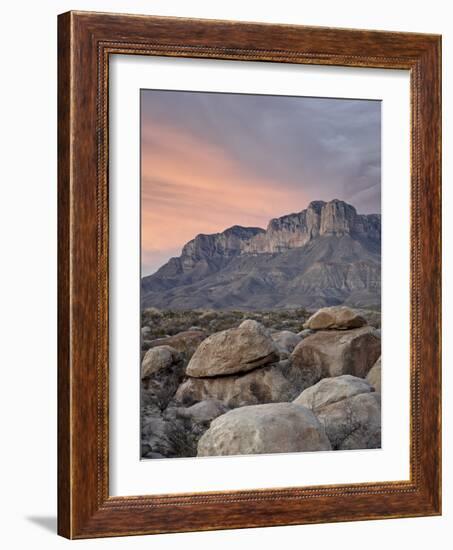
[291,326,381,379]
[316,392,381,450]
[186,320,279,377]
[294,375,372,411]
[197,402,332,457]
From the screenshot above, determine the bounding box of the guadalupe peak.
[242,199,380,254]
[141,199,381,310]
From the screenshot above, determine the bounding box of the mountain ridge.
[142,199,381,310]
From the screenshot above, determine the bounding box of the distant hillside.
[141,199,381,310]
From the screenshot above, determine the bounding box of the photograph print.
[140,90,382,460]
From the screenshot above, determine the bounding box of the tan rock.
[175,359,320,409]
[141,345,181,379]
[294,375,372,411]
[291,326,380,379]
[366,357,381,393]
[186,320,279,377]
[304,306,367,330]
[197,403,332,456]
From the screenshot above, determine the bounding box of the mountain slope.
[142,199,381,310]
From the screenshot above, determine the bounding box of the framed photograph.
[58,11,441,539]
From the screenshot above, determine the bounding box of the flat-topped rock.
[186,320,279,378]
[304,306,367,330]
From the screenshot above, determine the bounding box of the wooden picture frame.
[58,10,441,539]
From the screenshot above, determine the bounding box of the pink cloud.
[141,123,309,274]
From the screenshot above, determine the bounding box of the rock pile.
[140,305,382,459]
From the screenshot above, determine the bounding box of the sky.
[141,90,381,275]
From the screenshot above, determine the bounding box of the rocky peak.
[153,199,380,277]
[180,225,264,271]
[320,199,357,236]
[244,199,379,254]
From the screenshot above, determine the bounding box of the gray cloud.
[141,90,381,215]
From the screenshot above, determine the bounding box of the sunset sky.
[141,90,381,275]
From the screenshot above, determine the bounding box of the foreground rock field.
[140,306,381,459]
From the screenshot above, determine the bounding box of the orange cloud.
[141,123,309,274]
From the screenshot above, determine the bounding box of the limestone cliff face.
[177,199,380,262]
[180,226,265,270]
[142,199,381,310]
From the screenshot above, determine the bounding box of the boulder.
[197,402,332,456]
[144,330,207,359]
[141,410,190,458]
[294,375,372,411]
[141,345,181,379]
[271,330,302,358]
[297,329,315,339]
[366,357,381,393]
[316,392,381,450]
[175,359,321,409]
[173,400,231,452]
[176,399,229,424]
[304,306,367,330]
[141,326,151,338]
[291,326,381,379]
[141,345,185,409]
[186,320,279,377]
[353,309,381,329]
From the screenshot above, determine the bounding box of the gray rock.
[353,309,381,329]
[176,399,229,424]
[291,326,381,379]
[294,375,372,411]
[175,359,320,409]
[297,329,315,339]
[142,451,165,459]
[141,411,190,458]
[141,326,152,338]
[141,345,185,409]
[197,402,332,457]
[366,357,381,393]
[304,306,367,330]
[271,330,302,358]
[316,392,381,450]
[186,320,279,377]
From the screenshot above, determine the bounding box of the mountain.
[141,199,381,310]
